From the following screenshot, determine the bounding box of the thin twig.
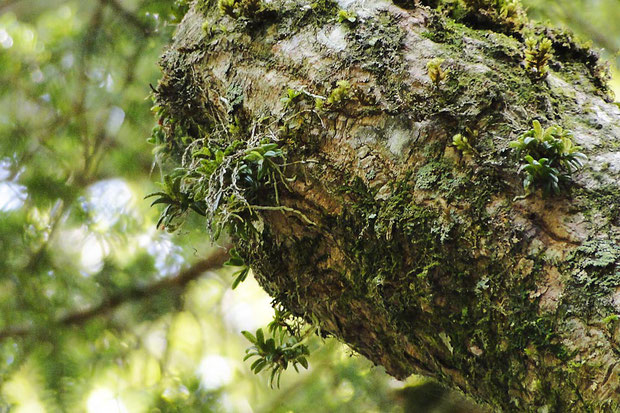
[99,0,152,36]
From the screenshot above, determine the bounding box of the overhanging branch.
[0,245,231,340]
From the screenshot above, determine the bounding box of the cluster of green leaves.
[451,128,479,156]
[280,88,303,108]
[146,171,207,230]
[242,318,312,388]
[277,88,317,133]
[148,83,330,387]
[510,120,586,196]
[524,37,553,79]
[427,58,449,88]
[325,80,351,106]
[147,115,291,240]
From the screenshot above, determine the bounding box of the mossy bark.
[155,1,620,410]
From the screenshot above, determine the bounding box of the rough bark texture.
[155,0,620,410]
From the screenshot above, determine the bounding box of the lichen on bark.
[151,0,620,410]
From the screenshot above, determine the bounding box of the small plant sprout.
[337,9,357,25]
[462,0,526,29]
[326,80,351,106]
[451,127,480,157]
[452,131,478,157]
[499,0,520,20]
[427,58,448,88]
[510,120,586,197]
[499,0,526,27]
[524,37,553,80]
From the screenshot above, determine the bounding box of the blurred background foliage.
[0,0,617,412]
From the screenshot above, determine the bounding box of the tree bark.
[154,1,620,410]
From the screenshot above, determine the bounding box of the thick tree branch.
[0,245,231,340]
[155,2,620,410]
